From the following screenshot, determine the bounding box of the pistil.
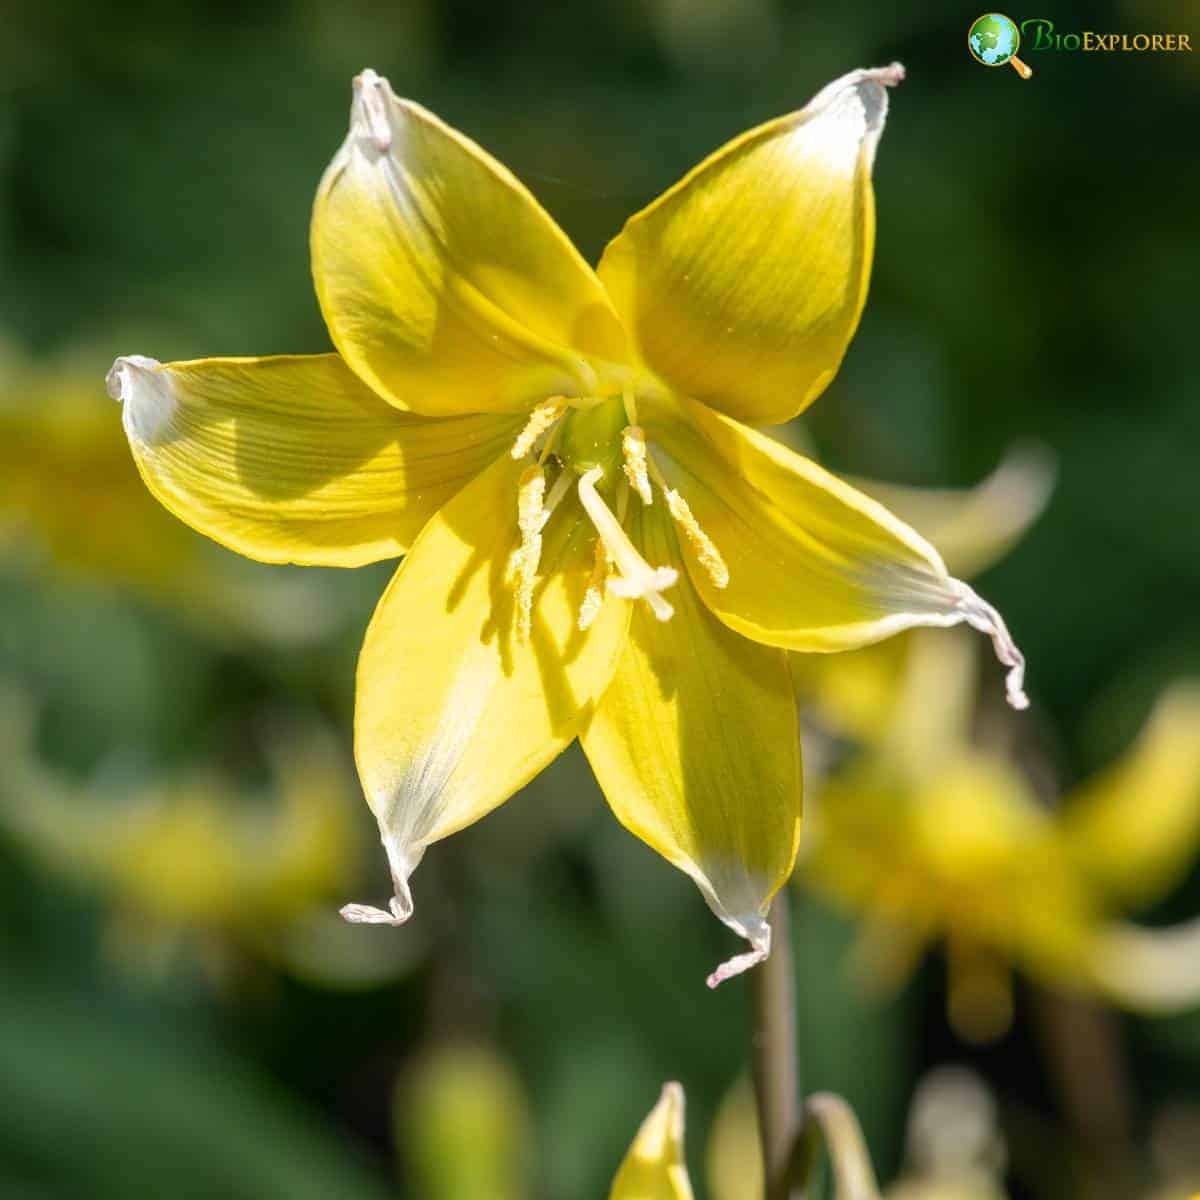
[577,467,677,622]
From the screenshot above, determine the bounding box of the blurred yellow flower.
[109,65,1026,984]
[612,1083,694,1200]
[801,631,1200,1039]
[0,697,364,977]
[399,1044,532,1200]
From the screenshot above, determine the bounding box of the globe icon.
[968,12,1033,78]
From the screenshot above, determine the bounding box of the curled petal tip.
[706,947,768,989]
[706,916,772,989]
[868,62,906,87]
[953,582,1029,711]
[106,354,160,402]
[339,893,412,926]
[342,836,420,927]
[107,355,175,445]
[351,67,392,152]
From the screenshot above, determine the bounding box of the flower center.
[507,393,728,637]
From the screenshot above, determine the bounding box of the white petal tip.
[339,896,411,926]
[706,945,769,989]
[106,354,160,402]
[705,916,772,989]
[107,355,175,446]
[351,67,392,152]
[954,583,1029,711]
[866,62,906,87]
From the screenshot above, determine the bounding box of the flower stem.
[752,890,801,1200]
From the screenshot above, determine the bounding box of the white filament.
[577,467,677,622]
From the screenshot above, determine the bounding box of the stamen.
[621,425,654,505]
[578,539,609,631]
[646,457,730,589]
[511,398,567,461]
[577,467,677,622]
[663,489,729,589]
[515,466,546,639]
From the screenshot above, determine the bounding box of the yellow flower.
[802,631,1200,1039]
[108,66,1026,984]
[611,1084,694,1200]
[0,697,361,968]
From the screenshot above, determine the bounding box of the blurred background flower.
[799,631,1200,1041]
[2,0,1198,1196]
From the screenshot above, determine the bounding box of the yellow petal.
[312,70,629,417]
[581,501,801,987]
[346,454,629,924]
[107,353,518,566]
[1062,684,1200,907]
[610,1084,695,1200]
[645,396,1028,709]
[598,65,903,426]
[849,445,1056,579]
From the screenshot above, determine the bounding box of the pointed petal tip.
[647,1081,687,1133]
[654,1082,687,1142]
[350,67,393,152]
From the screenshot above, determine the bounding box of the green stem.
[752,890,800,1200]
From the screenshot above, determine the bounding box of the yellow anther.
[514,466,547,639]
[578,539,609,631]
[664,488,729,589]
[644,453,730,590]
[510,398,567,461]
[621,425,653,505]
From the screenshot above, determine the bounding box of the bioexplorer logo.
[968,14,1033,78]
[968,12,1193,79]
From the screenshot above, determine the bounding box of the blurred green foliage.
[1,1,1199,1197]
